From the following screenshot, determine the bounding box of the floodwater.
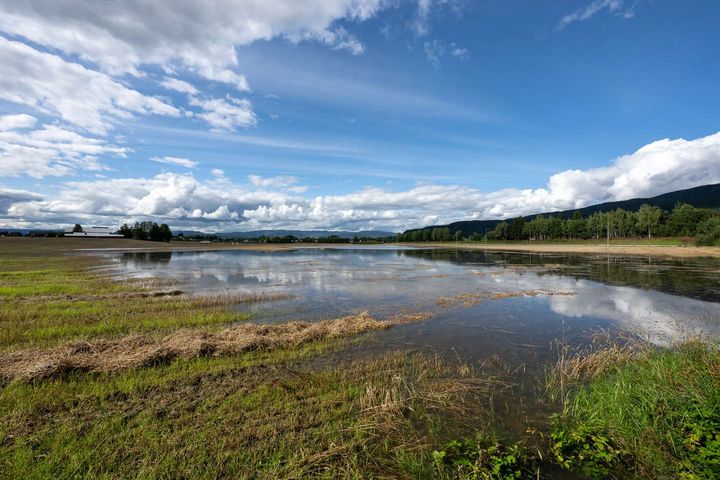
[100,247,720,368]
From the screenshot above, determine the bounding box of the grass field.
[1,238,718,478]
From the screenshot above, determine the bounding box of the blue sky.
[1,0,719,231]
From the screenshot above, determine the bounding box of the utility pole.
[607,219,610,248]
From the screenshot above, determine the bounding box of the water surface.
[100,247,720,367]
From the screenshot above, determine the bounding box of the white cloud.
[159,77,199,95]
[0,113,37,131]
[248,175,299,188]
[449,43,468,60]
[151,156,198,169]
[0,187,43,213]
[423,39,445,66]
[190,96,257,130]
[557,0,627,30]
[211,168,225,177]
[0,37,181,135]
[0,122,128,178]
[411,0,460,37]
[4,130,719,230]
[0,0,389,90]
[307,26,366,55]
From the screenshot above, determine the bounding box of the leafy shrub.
[432,436,535,479]
[549,422,628,478]
[676,399,720,479]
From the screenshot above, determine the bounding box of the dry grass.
[0,311,437,383]
[436,289,575,307]
[185,291,295,307]
[546,333,653,402]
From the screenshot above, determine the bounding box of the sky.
[1,0,719,232]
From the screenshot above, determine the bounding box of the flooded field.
[102,247,720,368]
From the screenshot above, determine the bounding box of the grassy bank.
[550,341,720,479]
[431,340,720,479]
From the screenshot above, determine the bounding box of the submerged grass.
[0,249,295,350]
[0,312,393,382]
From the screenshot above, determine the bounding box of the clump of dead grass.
[0,311,433,383]
[546,332,653,402]
[186,291,295,307]
[437,290,575,307]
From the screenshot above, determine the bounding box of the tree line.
[397,203,720,245]
[119,221,172,242]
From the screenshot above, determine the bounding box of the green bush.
[432,436,535,479]
[696,217,720,246]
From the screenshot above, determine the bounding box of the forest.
[397,203,720,245]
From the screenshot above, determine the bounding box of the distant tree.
[454,230,463,242]
[696,217,720,246]
[158,224,173,242]
[509,217,525,240]
[636,204,663,238]
[565,211,586,239]
[490,222,509,241]
[119,223,133,238]
[72,224,83,233]
[667,203,713,237]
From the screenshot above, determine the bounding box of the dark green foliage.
[398,201,720,243]
[432,437,536,479]
[399,183,720,241]
[119,221,172,242]
[72,223,83,233]
[696,217,720,246]
[549,423,628,478]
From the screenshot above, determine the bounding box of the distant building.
[64,226,123,238]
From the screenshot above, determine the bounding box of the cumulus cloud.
[189,96,257,130]
[0,120,128,178]
[151,156,198,169]
[0,38,181,135]
[4,130,719,231]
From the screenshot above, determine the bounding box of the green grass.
[0,347,482,479]
[550,342,720,479]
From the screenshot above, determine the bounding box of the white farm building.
[64,227,123,238]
